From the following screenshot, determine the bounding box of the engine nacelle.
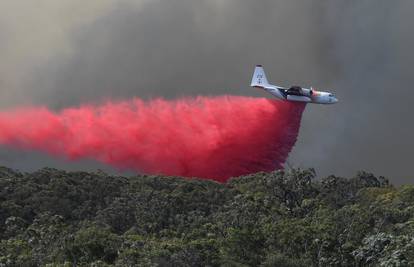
[301,88,313,97]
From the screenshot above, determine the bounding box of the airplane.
[250,65,338,104]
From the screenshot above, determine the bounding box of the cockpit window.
[329,93,334,97]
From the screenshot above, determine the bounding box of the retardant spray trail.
[0,96,305,182]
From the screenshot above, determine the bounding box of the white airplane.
[251,65,338,104]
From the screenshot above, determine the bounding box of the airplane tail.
[251,65,269,88]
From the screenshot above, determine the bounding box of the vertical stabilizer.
[251,65,269,87]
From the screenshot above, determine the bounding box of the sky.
[0,0,413,184]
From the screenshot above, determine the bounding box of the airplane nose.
[333,98,338,103]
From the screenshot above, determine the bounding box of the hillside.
[0,167,413,266]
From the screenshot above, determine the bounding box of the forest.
[0,166,413,266]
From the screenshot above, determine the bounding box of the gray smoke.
[0,0,412,184]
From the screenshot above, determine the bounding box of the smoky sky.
[0,0,413,184]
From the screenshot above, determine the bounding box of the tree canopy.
[0,167,413,266]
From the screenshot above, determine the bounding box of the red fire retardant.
[0,96,305,182]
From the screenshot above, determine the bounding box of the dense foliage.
[0,166,413,266]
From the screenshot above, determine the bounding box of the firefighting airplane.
[251,65,338,104]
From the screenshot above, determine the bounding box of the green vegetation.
[0,166,413,266]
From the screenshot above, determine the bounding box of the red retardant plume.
[0,96,305,182]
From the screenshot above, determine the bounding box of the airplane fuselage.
[253,85,338,104]
[250,65,338,104]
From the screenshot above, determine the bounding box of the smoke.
[0,0,413,184]
[0,96,305,182]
